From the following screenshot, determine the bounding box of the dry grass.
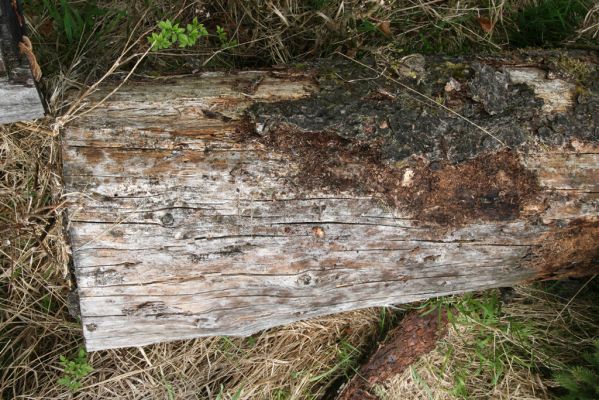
[25,0,597,85]
[579,2,599,40]
[0,122,78,398]
[2,0,598,399]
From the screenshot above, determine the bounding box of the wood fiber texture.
[62,54,599,351]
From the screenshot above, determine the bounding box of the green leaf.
[231,388,243,400]
[198,24,208,37]
[158,20,172,30]
[42,0,62,25]
[178,34,189,47]
[358,20,379,34]
[216,25,227,43]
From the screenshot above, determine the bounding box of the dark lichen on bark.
[241,51,598,224]
[248,51,598,164]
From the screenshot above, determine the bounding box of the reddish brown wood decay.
[527,219,599,280]
[337,309,449,400]
[396,150,540,225]
[243,123,540,226]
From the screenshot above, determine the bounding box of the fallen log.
[62,50,599,351]
[0,0,44,124]
[337,309,449,400]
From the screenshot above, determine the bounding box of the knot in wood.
[299,274,312,286]
[160,213,175,227]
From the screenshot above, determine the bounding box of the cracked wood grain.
[62,56,599,351]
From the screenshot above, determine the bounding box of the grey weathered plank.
[63,59,598,351]
[0,0,44,124]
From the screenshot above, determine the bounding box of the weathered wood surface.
[62,51,599,351]
[0,0,44,124]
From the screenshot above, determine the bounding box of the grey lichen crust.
[248,51,599,163]
[469,63,510,115]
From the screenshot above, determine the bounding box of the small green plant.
[450,369,468,398]
[218,336,239,353]
[378,306,401,339]
[555,339,599,400]
[421,291,503,327]
[216,25,238,49]
[272,388,291,399]
[165,381,175,400]
[310,0,332,10]
[40,0,107,43]
[148,18,208,51]
[357,20,380,35]
[409,366,435,398]
[309,339,360,383]
[58,348,93,392]
[25,0,126,76]
[420,291,535,398]
[244,335,257,348]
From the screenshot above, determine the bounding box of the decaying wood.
[62,50,599,351]
[0,0,44,124]
[337,309,449,400]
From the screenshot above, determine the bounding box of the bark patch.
[528,219,599,279]
[243,123,540,225]
[248,54,599,165]
[337,309,448,400]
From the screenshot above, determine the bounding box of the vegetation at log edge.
[1,0,598,399]
[147,18,209,51]
[554,339,599,399]
[58,348,94,392]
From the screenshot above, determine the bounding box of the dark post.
[0,0,44,124]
